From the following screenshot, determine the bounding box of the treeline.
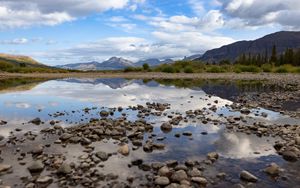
[234,46,300,66]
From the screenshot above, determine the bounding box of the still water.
[0,78,299,187]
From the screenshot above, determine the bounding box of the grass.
[124,60,300,74]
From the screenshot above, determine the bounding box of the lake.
[0,78,299,188]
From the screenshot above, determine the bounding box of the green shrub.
[235,65,260,73]
[261,64,272,72]
[184,66,193,73]
[206,66,225,73]
[275,66,288,73]
[161,66,176,73]
[142,63,150,70]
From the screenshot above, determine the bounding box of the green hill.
[0,53,68,73]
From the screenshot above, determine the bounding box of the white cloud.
[0,0,144,29]
[0,38,29,45]
[220,0,300,28]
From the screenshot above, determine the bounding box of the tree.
[142,63,150,70]
[270,45,277,63]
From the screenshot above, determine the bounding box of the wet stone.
[264,163,280,176]
[240,170,258,182]
[27,161,44,173]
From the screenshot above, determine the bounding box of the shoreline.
[1,72,300,83]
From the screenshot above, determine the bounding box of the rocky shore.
[0,98,299,188]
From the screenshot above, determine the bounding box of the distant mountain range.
[57,57,174,71]
[197,31,300,63]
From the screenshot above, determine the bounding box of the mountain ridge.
[197,31,300,63]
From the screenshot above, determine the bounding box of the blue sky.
[0,0,299,65]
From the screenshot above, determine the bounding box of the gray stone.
[171,170,188,182]
[155,176,170,186]
[27,161,44,173]
[282,150,298,162]
[57,163,72,174]
[240,170,258,182]
[96,151,109,161]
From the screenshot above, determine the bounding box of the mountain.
[198,31,300,63]
[57,61,100,71]
[100,57,134,70]
[57,57,134,71]
[135,58,174,67]
[183,54,202,61]
[0,53,44,67]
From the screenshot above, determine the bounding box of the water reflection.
[0,78,299,187]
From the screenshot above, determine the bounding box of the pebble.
[240,170,258,182]
[155,176,170,186]
[118,144,130,156]
[27,161,44,173]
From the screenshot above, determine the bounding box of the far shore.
[1,72,300,84]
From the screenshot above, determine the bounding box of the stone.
[57,163,72,174]
[207,152,219,162]
[96,151,109,161]
[100,110,109,117]
[161,123,172,133]
[240,170,258,182]
[155,176,170,186]
[29,118,42,125]
[27,161,44,173]
[182,131,192,136]
[188,168,202,177]
[31,146,43,155]
[118,144,130,156]
[264,163,280,176]
[59,133,73,141]
[240,108,251,114]
[191,177,208,185]
[158,166,170,176]
[282,150,298,162]
[0,164,12,172]
[171,170,188,182]
[36,176,53,184]
[295,136,300,145]
[0,135,4,141]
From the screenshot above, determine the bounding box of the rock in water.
[118,144,130,156]
[282,150,298,162]
[29,118,42,125]
[161,122,172,133]
[27,161,44,173]
[264,163,280,176]
[240,170,258,182]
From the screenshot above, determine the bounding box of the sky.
[0,0,299,65]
